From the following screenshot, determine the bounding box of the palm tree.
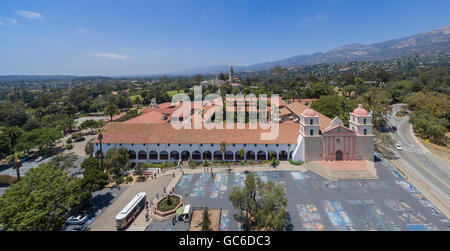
[220,141,228,160]
[97,128,105,171]
[104,104,119,122]
[134,96,143,109]
[5,126,23,151]
[9,152,22,182]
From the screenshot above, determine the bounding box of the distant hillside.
[236,52,450,80]
[185,25,450,74]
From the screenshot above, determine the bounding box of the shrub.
[66,138,73,145]
[85,141,93,155]
[289,159,304,166]
[66,144,74,150]
[0,175,17,186]
[126,176,133,184]
[189,161,198,169]
[115,175,125,185]
[71,132,82,140]
[271,158,280,167]
[202,160,209,167]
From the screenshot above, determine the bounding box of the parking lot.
[147,158,450,231]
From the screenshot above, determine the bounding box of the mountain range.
[182,25,449,74]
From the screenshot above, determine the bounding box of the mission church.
[93,94,375,176]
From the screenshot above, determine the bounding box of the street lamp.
[98,133,104,171]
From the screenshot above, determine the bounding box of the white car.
[395,143,402,150]
[35,156,44,162]
[65,214,88,225]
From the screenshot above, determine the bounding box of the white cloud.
[302,13,325,23]
[0,18,18,25]
[17,10,43,19]
[89,53,131,60]
[6,18,18,25]
[76,27,87,32]
[121,48,136,53]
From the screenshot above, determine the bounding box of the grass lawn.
[167,90,184,97]
[129,94,143,101]
[157,195,181,212]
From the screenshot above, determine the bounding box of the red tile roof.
[285,102,332,130]
[95,122,300,144]
[124,111,170,124]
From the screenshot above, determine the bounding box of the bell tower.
[300,104,320,137]
[349,104,372,136]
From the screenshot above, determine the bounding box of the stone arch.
[257,151,267,160]
[181,151,190,161]
[159,151,168,160]
[279,151,288,161]
[225,151,234,161]
[127,150,136,160]
[268,151,277,160]
[203,151,212,160]
[213,151,223,161]
[246,151,255,160]
[170,151,179,160]
[192,151,201,160]
[138,150,147,160]
[149,150,158,160]
[235,151,244,161]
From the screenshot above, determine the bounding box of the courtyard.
[147,158,450,231]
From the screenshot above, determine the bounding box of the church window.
[310,129,314,136]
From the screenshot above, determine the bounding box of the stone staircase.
[304,161,378,181]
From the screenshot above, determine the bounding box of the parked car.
[35,156,44,162]
[65,214,88,225]
[75,137,86,142]
[392,126,398,131]
[395,143,402,150]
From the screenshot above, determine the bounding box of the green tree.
[357,88,391,128]
[48,153,79,170]
[79,119,100,134]
[198,207,212,231]
[104,148,129,183]
[135,163,148,182]
[4,126,23,151]
[229,173,287,231]
[9,152,22,182]
[0,163,89,231]
[18,127,62,155]
[104,103,120,122]
[133,96,143,109]
[80,156,108,193]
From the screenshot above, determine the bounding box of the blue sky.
[0,0,449,76]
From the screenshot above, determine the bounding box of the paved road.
[387,104,450,203]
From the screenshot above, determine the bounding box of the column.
[343,136,347,161]
[352,137,356,160]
